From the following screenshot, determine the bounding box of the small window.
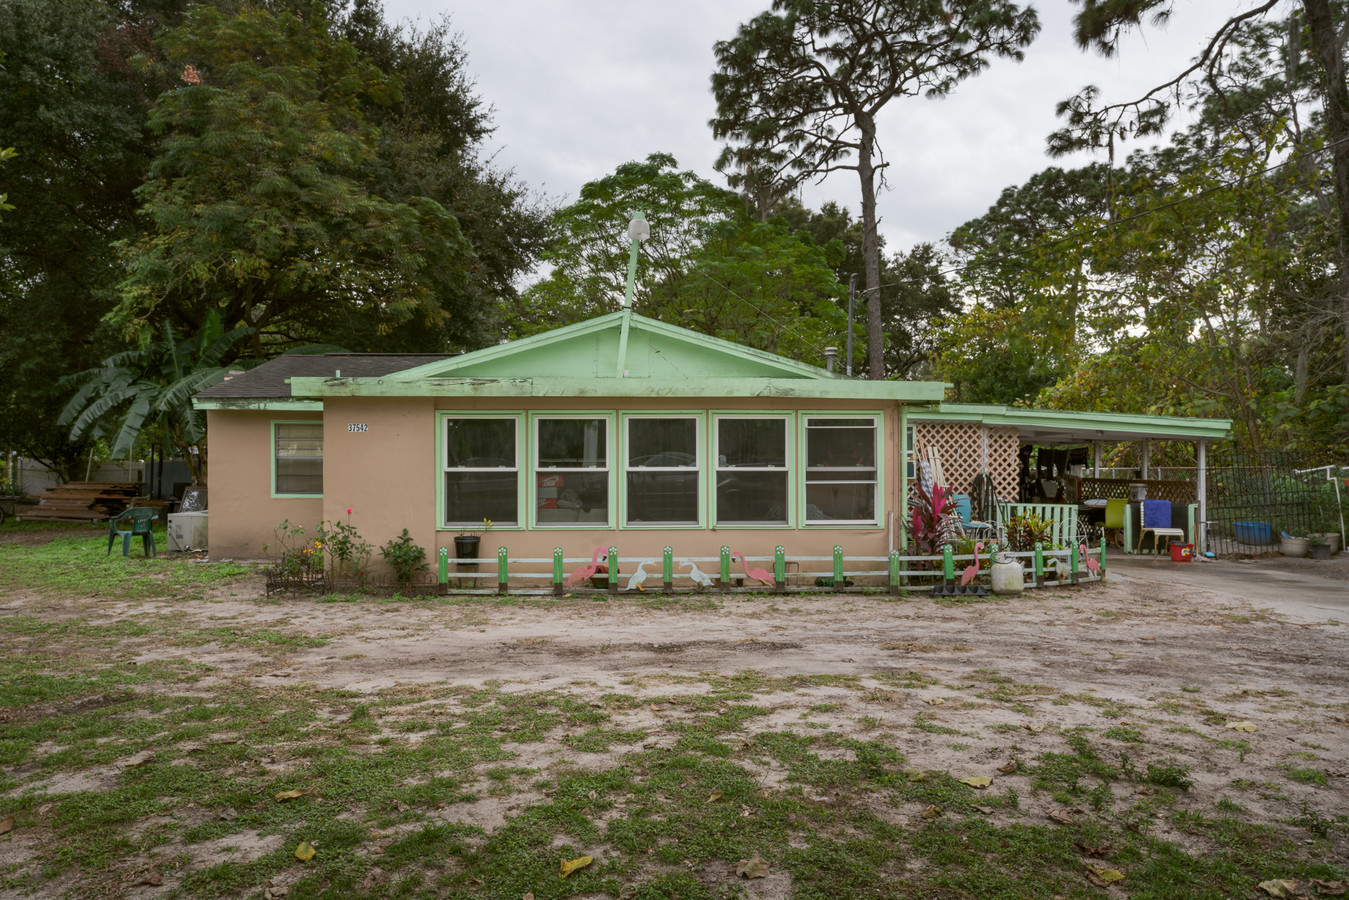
[715,417,788,525]
[536,417,609,525]
[444,418,518,527]
[805,417,877,523]
[626,417,699,525]
[274,422,323,495]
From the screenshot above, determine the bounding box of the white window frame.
[712,414,792,527]
[802,414,881,527]
[440,414,523,529]
[531,413,615,529]
[621,413,703,528]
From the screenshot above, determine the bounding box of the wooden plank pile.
[18,482,144,522]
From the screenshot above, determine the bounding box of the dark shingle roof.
[196,354,453,399]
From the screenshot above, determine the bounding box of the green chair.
[107,507,158,558]
[1103,499,1127,548]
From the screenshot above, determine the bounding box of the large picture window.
[625,417,699,525]
[274,422,323,495]
[536,417,609,525]
[444,417,519,527]
[715,417,788,525]
[805,417,878,523]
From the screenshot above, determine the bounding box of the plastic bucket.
[1233,521,1272,544]
[1169,542,1193,562]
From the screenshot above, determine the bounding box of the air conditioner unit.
[167,511,209,553]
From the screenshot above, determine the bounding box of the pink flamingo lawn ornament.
[959,541,985,586]
[1081,543,1102,576]
[730,552,774,587]
[565,546,607,588]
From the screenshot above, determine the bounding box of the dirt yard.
[1,529,1347,899]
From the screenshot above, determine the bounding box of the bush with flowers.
[316,507,372,583]
[264,519,324,580]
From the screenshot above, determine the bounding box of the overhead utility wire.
[863,136,1349,293]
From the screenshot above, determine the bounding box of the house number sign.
[347,423,368,433]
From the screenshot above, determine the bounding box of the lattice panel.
[915,423,1019,501]
[1078,477,1195,505]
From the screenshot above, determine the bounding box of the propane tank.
[990,551,1024,596]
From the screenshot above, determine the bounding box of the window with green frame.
[715,417,789,525]
[536,417,609,525]
[804,416,877,523]
[274,422,323,495]
[444,417,519,527]
[625,416,699,525]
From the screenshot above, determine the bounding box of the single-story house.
[194,309,1231,572]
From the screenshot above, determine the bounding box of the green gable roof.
[289,311,948,403]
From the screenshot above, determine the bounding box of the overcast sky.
[381,1,1235,256]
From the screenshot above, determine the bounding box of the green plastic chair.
[107,507,158,558]
[1103,499,1127,548]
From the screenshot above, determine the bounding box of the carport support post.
[1141,439,1151,479]
[1197,440,1208,556]
[1093,442,1103,476]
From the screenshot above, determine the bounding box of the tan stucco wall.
[206,397,908,574]
[206,408,323,559]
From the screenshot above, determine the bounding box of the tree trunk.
[856,114,885,380]
[1304,0,1349,387]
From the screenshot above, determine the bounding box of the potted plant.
[1308,533,1333,560]
[454,518,492,561]
[1280,533,1310,558]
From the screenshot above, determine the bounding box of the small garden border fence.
[265,542,1107,597]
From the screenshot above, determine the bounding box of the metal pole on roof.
[622,212,649,310]
[846,274,856,377]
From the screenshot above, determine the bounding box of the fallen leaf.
[138,871,163,886]
[1047,809,1076,826]
[958,776,992,788]
[997,761,1018,775]
[1023,723,1046,734]
[295,841,316,861]
[559,856,593,878]
[274,789,311,802]
[0,815,13,835]
[125,752,155,768]
[736,853,770,879]
[1225,721,1257,732]
[1140,636,1155,641]
[1085,866,1124,887]
[975,805,995,814]
[1258,880,1299,898]
[903,768,927,782]
[921,805,942,820]
[1074,840,1113,858]
[1312,879,1347,896]
[650,704,662,712]
[393,801,410,812]
[924,697,946,706]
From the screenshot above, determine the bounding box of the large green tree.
[709,0,1039,379]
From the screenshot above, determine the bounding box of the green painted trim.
[435,411,527,531]
[195,399,322,411]
[898,404,909,550]
[270,419,324,499]
[528,411,617,530]
[619,412,707,529]
[798,412,884,528]
[289,375,947,402]
[710,411,795,529]
[909,403,1232,440]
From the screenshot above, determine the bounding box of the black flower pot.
[454,536,481,561]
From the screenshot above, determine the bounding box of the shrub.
[380,529,428,587]
[1007,510,1055,552]
[265,519,322,579]
[317,513,372,582]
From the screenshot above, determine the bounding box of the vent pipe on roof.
[824,347,838,373]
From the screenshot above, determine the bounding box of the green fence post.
[1070,542,1080,585]
[662,546,674,594]
[553,548,564,596]
[889,550,901,595]
[833,545,845,587]
[1099,538,1107,580]
[774,545,786,593]
[497,547,509,594]
[607,546,619,594]
[942,546,955,586]
[438,546,449,585]
[1034,542,1044,587]
[720,546,731,592]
